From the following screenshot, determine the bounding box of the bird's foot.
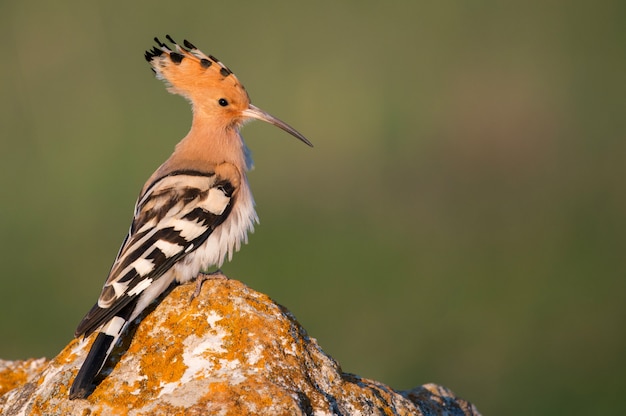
[190,269,228,300]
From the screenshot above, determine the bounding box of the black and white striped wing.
[75,170,235,337]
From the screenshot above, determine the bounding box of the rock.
[0,279,481,415]
[0,359,48,398]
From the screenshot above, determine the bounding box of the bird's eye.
[218,98,229,107]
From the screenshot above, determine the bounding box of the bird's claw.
[190,269,228,301]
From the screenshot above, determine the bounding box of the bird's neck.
[174,116,249,172]
[143,116,252,194]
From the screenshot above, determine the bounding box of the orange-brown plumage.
[143,35,311,191]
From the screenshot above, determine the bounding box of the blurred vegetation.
[1,1,625,414]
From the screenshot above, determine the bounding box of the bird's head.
[146,36,312,147]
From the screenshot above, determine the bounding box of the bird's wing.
[75,168,237,337]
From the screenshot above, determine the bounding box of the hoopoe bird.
[69,35,312,400]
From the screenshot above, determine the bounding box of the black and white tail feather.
[69,169,256,399]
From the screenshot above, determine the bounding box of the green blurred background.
[1,1,624,414]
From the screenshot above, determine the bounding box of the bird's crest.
[145,35,248,102]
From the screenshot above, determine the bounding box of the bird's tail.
[69,314,131,399]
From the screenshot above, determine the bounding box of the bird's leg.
[191,269,229,300]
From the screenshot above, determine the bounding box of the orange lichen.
[0,358,47,396]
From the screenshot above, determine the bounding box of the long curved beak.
[242,104,313,147]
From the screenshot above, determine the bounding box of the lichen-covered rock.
[0,279,480,415]
[0,359,48,400]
